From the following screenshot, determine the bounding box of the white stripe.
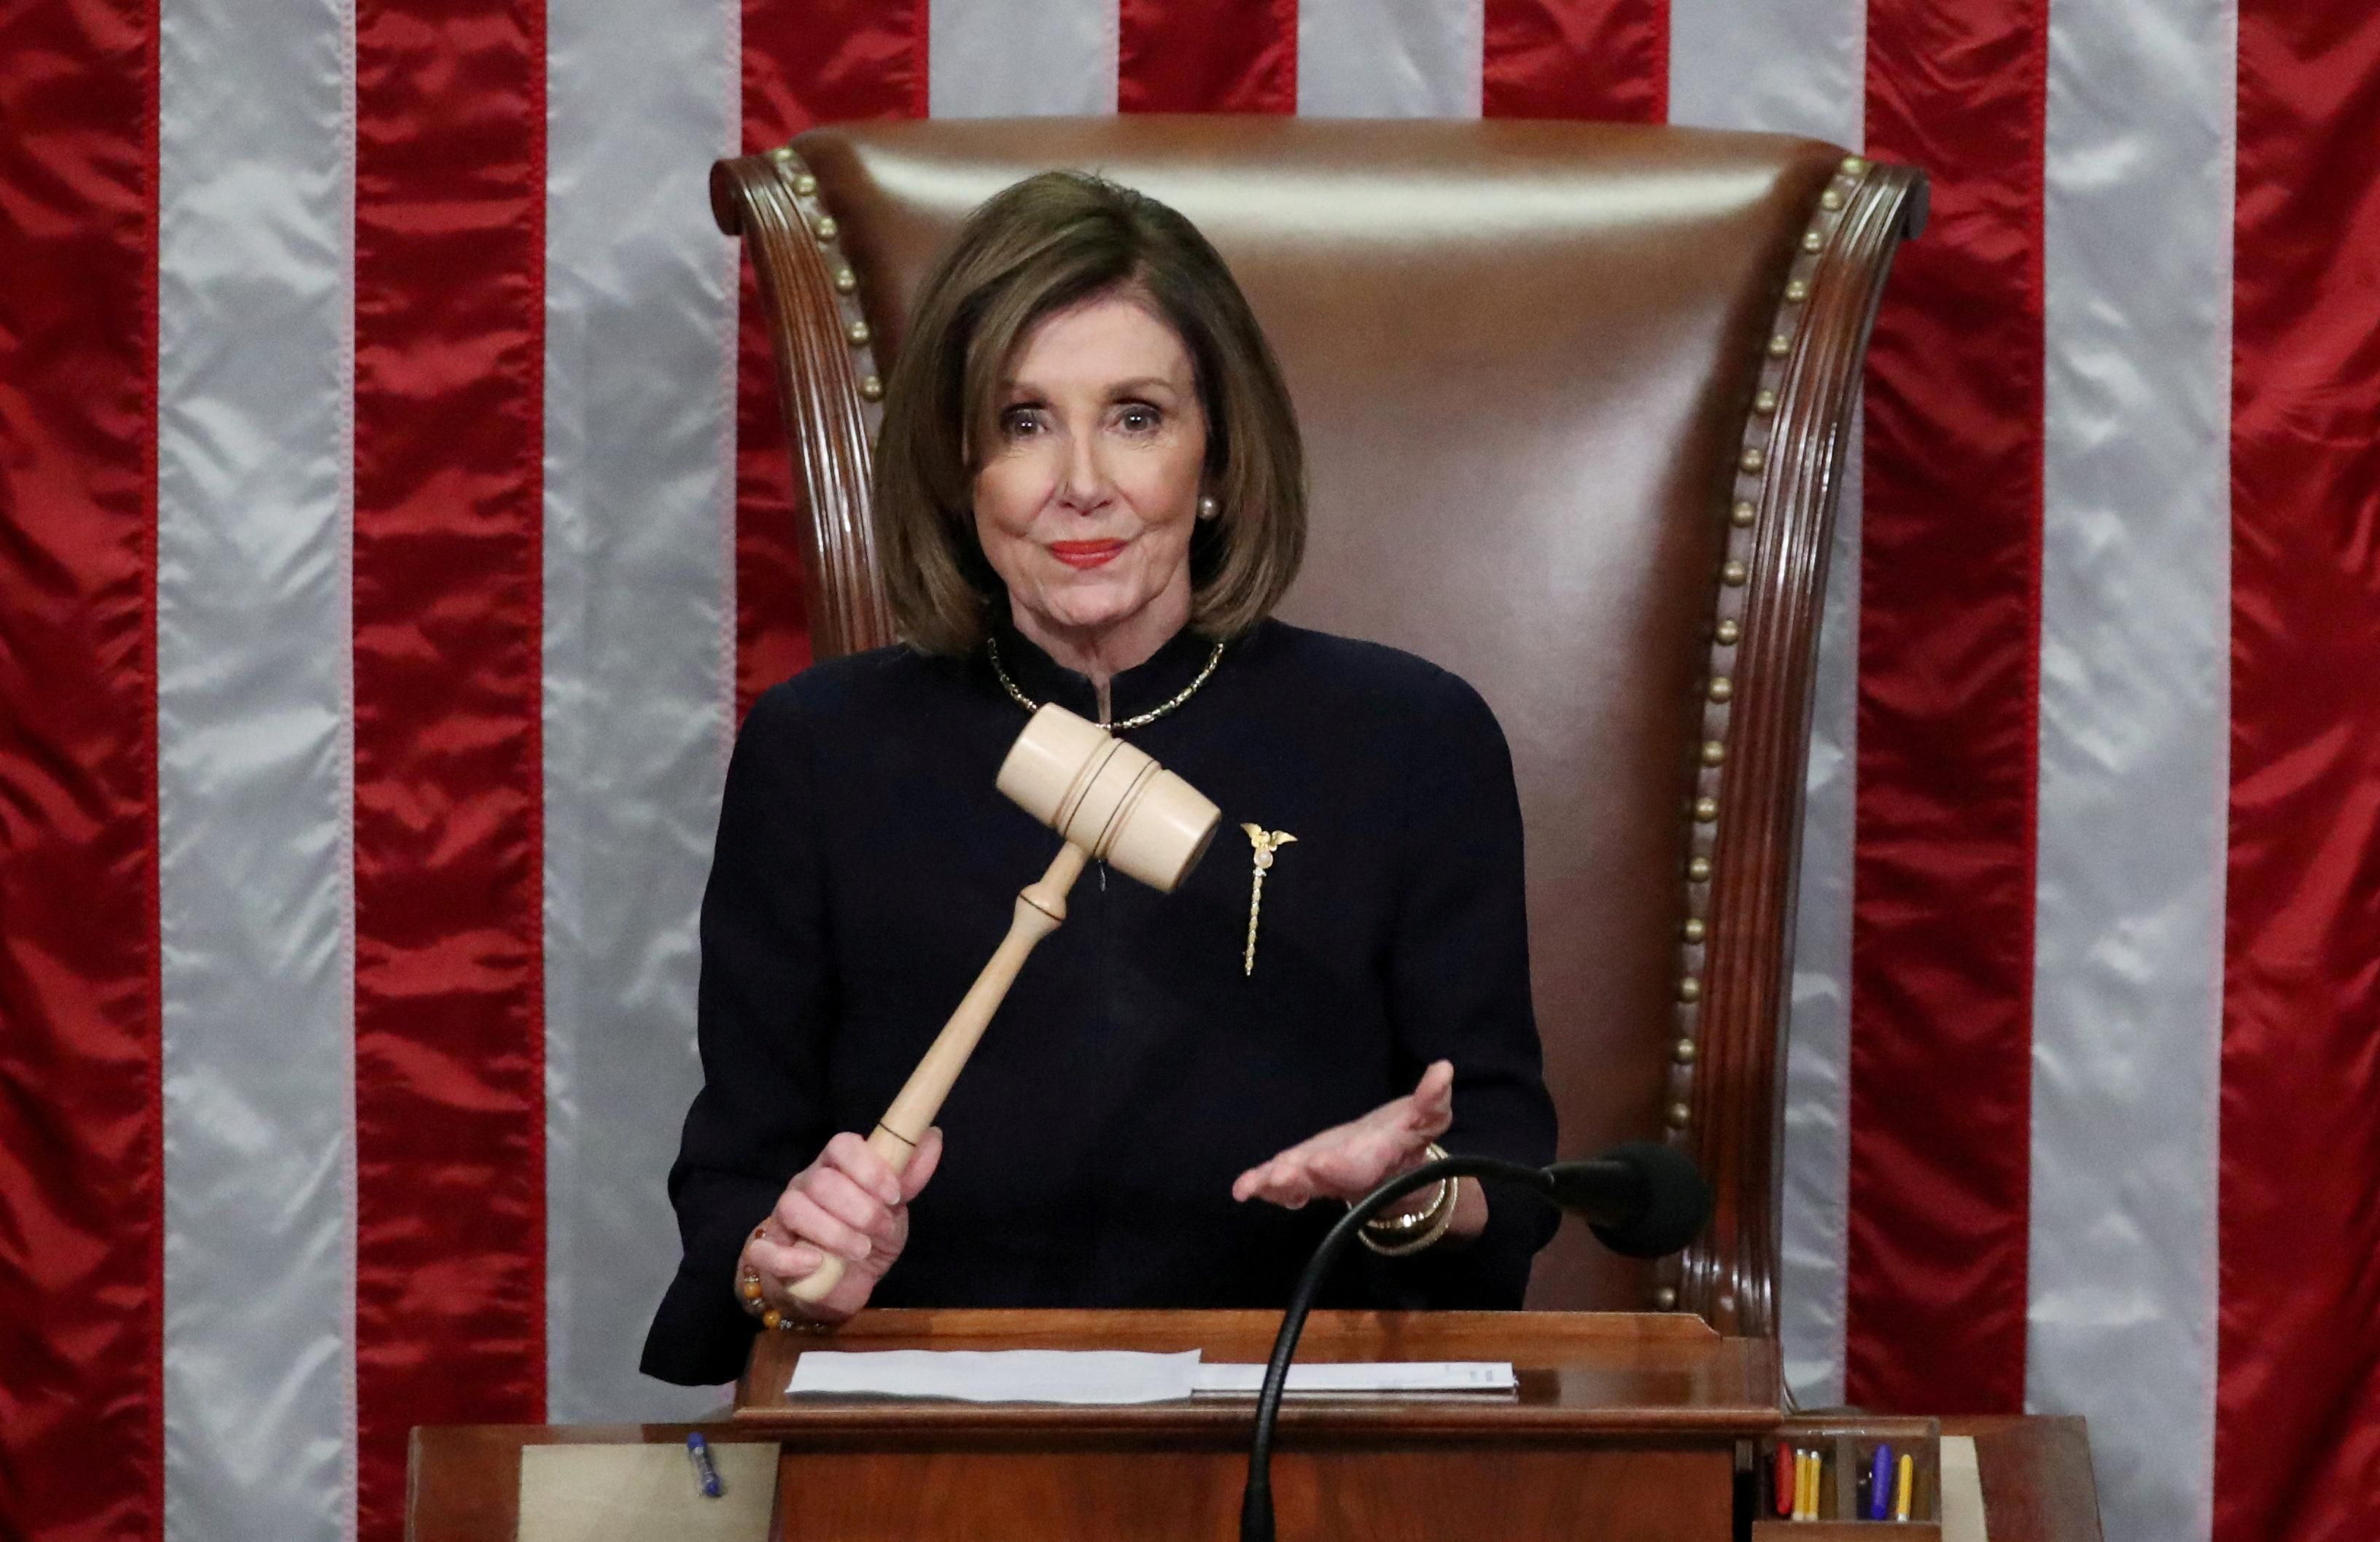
[929,0,1118,116]
[1668,0,1867,143]
[155,0,357,1535]
[1297,0,1483,117]
[1778,421,1859,1411]
[1667,0,1867,1413]
[542,0,743,1418]
[2031,3,2233,1542]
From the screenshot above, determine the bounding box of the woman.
[641,170,1556,1386]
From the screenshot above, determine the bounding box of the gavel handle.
[788,841,1091,1305]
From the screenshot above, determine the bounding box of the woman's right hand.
[741,1127,944,1325]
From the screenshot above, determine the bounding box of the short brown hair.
[872,170,1307,656]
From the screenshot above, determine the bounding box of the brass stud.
[833,268,857,294]
[1682,917,1706,944]
[1679,976,1703,1004]
[1688,856,1712,882]
[847,319,871,346]
[1820,188,1845,211]
[793,172,817,195]
[1732,498,1757,526]
[1666,1101,1692,1129]
[1654,1285,1679,1310]
[1673,1038,1698,1066]
[1694,796,1719,824]
[767,147,794,163]
[1768,332,1792,359]
[1708,676,1734,704]
[761,1307,783,1329]
[860,375,883,401]
[1740,447,1765,474]
[1841,155,1869,176]
[1715,618,1741,646]
[1785,279,1809,304]
[1722,560,1749,586]
[814,215,839,241]
[1700,740,1726,767]
[1802,230,1824,253]
[1753,389,1777,416]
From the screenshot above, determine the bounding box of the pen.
[1773,1441,1794,1517]
[685,1431,723,1499]
[1894,1450,1914,1522]
[1870,1442,1893,1521]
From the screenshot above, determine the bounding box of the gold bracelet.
[1359,1144,1457,1256]
[1362,1144,1452,1233]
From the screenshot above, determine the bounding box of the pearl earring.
[1197,495,1220,521]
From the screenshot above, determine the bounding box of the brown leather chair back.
[712,117,1922,1333]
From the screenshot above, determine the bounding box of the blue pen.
[1868,1442,1893,1521]
[685,1431,723,1499]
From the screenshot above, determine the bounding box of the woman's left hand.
[1230,1060,1488,1241]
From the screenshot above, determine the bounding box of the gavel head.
[995,704,1221,891]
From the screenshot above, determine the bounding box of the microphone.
[1238,1143,1714,1542]
[1544,1141,1712,1259]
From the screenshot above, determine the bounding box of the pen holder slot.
[1748,1417,1941,1538]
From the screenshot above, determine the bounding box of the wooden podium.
[405,1310,2104,1540]
[728,1309,1779,1541]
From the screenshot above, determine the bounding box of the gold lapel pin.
[1241,823,1297,976]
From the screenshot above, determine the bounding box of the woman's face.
[971,291,1208,654]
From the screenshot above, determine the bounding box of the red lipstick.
[1048,539,1125,569]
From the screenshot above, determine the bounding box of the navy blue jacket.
[640,616,1558,1386]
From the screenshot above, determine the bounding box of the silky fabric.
[155,0,358,1536]
[1848,0,2048,1416]
[1119,0,1296,114]
[929,0,1116,116]
[2029,4,2234,1541]
[351,1,548,1535]
[1482,0,1669,124]
[540,0,738,1425]
[0,2,163,1539]
[642,619,1559,1385]
[1296,0,1482,117]
[2221,8,2380,1541]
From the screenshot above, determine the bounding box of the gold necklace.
[986,635,1225,732]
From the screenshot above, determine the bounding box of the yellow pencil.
[1894,1450,1914,1522]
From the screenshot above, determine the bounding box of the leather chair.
[710,117,1924,1338]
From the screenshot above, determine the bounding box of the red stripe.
[351,3,548,1537]
[738,0,925,706]
[1845,0,2046,1414]
[1119,0,1296,114]
[1482,0,1668,124]
[0,3,160,1539]
[2220,9,2380,1541]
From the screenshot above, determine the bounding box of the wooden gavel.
[787,701,1221,1303]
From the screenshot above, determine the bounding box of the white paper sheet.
[788,1349,1203,1404]
[785,1350,1518,1403]
[1191,1361,1517,1394]
[1940,1435,1988,1542]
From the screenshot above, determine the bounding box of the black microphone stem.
[1239,1154,1553,1542]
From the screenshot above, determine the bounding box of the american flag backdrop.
[4,1,2375,1540]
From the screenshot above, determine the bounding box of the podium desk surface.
[732,1309,1777,1438]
